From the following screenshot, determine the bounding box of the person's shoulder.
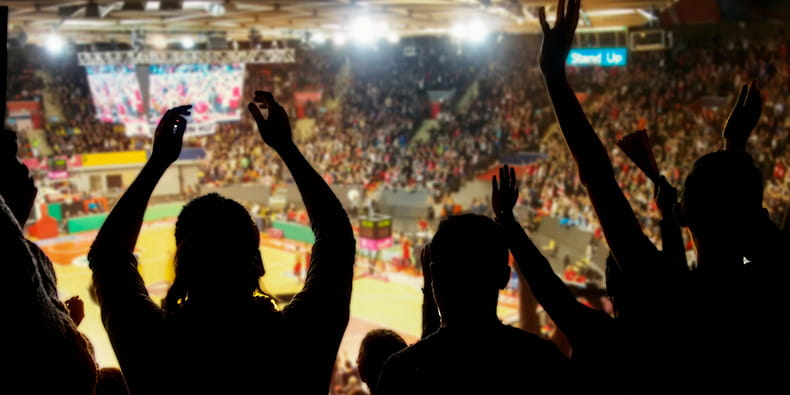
[498,324,566,354]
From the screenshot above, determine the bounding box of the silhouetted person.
[539,0,786,392]
[356,244,437,394]
[493,164,630,394]
[1,129,97,394]
[357,329,407,393]
[89,94,355,394]
[376,214,570,394]
[678,150,788,392]
[95,367,129,395]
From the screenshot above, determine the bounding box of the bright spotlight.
[310,31,327,45]
[207,3,226,17]
[450,24,466,41]
[467,19,489,44]
[333,32,347,46]
[386,31,400,44]
[152,35,168,50]
[181,36,195,49]
[451,19,489,44]
[45,33,65,54]
[350,17,376,45]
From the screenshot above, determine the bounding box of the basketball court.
[41,219,517,367]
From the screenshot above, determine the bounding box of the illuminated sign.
[567,48,627,67]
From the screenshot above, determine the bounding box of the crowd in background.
[7,30,790,245]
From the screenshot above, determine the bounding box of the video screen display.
[566,48,628,67]
[86,65,145,123]
[149,63,244,123]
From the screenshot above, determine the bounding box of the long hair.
[164,193,268,313]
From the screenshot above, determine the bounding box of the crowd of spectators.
[8,30,790,246]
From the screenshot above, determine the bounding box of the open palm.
[539,0,580,78]
[492,165,519,221]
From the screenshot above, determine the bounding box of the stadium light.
[333,32,347,46]
[181,36,195,49]
[637,9,657,21]
[310,31,327,45]
[207,3,225,17]
[45,33,66,54]
[387,32,400,44]
[151,34,168,49]
[467,19,489,44]
[451,19,489,44]
[585,9,634,17]
[350,17,384,45]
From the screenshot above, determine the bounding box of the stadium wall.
[71,161,200,198]
[67,202,185,233]
[271,221,315,244]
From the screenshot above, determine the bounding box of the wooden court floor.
[41,220,515,368]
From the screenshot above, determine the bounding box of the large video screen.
[149,63,244,123]
[86,65,145,123]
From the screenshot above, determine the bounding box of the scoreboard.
[47,156,69,179]
[359,214,392,239]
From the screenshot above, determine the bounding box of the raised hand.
[723,81,761,152]
[492,165,518,222]
[654,175,678,218]
[420,243,432,285]
[420,243,440,338]
[539,0,580,78]
[248,91,294,152]
[150,105,191,167]
[64,295,85,327]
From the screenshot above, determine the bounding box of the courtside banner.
[81,151,148,167]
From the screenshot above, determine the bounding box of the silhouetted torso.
[90,249,350,395]
[376,322,571,394]
[4,199,96,395]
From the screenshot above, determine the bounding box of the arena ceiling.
[1,0,673,46]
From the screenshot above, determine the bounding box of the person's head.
[429,214,509,322]
[678,151,764,260]
[0,130,37,225]
[164,193,265,311]
[357,329,407,388]
[95,367,129,395]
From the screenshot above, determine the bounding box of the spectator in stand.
[356,329,407,394]
[88,93,355,394]
[95,367,129,395]
[1,130,97,394]
[539,0,788,392]
[376,214,570,394]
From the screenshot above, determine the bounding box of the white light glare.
[585,9,635,17]
[333,32,347,46]
[386,31,400,44]
[181,37,195,49]
[207,3,226,17]
[451,19,489,44]
[637,9,657,20]
[45,34,65,54]
[350,17,388,45]
[310,32,327,45]
[152,35,168,49]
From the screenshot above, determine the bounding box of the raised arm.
[420,244,440,338]
[90,105,192,255]
[539,0,656,269]
[492,165,589,329]
[249,92,355,310]
[722,81,761,153]
[655,176,688,273]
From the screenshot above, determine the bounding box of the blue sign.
[566,48,628,67]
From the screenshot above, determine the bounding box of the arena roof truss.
[1,0,674,47]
